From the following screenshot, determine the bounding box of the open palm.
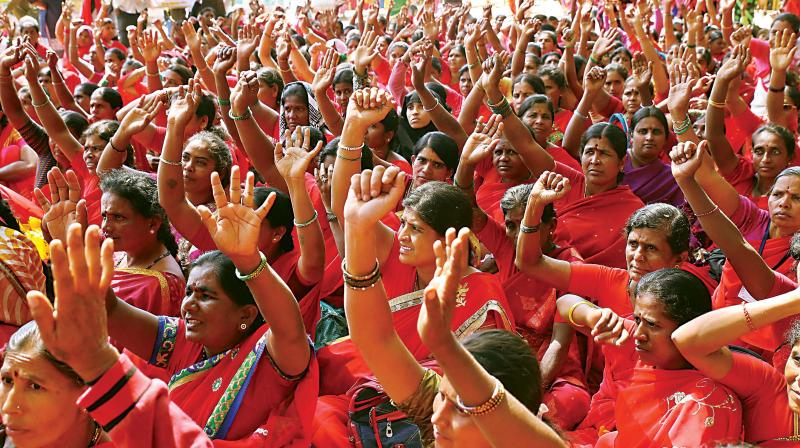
[275,128,323,181]
[35,168,87,243]
[197,166,275,258]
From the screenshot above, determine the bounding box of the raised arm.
[273,129,326,284]
[157,82,206,241]
[482,51,554,176]
[410,39,469,150]
[629,7,669,98]
[211,45,243,151]
[0,46,34,129]
[98,95,164,174]
[454,115,504,234]
[515,171,573,291]
[228,71,284,191]
[671,140,776,299]
[140,28,164,93]
[235,23,261,75]
[562,67,604,158]
[343,165,423,403]
[666,61,700,144]
[46,51,87,117]
[197,168,311,376]
[312,48,344,137]
[417,228,566,447]
[766,29,797,127]
[22,47,83,161]
[182,21,216,95]
[705,44,749,178]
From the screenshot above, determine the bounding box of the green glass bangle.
[218,98,231,106]
[234,251,268,281]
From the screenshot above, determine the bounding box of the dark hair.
[192,94,216,130]
[106,47,126,62]
[167,64,193,85]
[93,87,122,110]
[320,137,373,170]
[430,57,442,75]
[191,251,264,331]
[625,203,690,256]
[253,187,294,253]
[500,183,556,223]
[774,167,800,192]
[424,83,452,113]
[0,198,20,232]
[333,67,354,87]
[605,62,629,80]
[462,329,542,412]
[281,82,310,108]
[611,46,633,62]
[402,181,472,235]
[7,321,84,385]
[82,119,119,143]
[186,130,232,187]
[541,51,561,64]
[537,66,566,90]
[514,73,546,94]
[774,13,800,34]
[785,318,800,347]
[517,94,555,121]
[754,123,796,159]
[60,110,89,139]
[412,131,459,173]
[75,82,99,98]
[635,268,711,326]
[257,67,285,99]
[100,169,178,256]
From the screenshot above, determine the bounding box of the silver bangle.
[294,210,318,228]
[423,99,440,113]
[338,142,363,152]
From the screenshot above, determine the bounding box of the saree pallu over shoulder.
[148,317,319,445]
[317,272,515,397]
[598,366,743,448]
[112,268,185,317]
[553,186,644,270]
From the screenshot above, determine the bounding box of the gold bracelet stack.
[341,258,382,290]
[455,378,507,416]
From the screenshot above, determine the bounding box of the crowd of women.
[2,0,800,445]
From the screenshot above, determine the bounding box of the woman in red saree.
[457,117,590,430]
[672,140,799,358]
[102,169,317,446]
[561,269,743,448]
[313,89,514,446]
[516,171,715,445]
[707,44,794,212]
[38,168,186,317]
[0,115,36,200]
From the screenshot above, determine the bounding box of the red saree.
[0,126,34,199]
[553,186,644,269]
[596,362,743,448]
[148,317,319,446]
[112,268,185,317]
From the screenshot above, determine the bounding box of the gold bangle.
[708,98,726,109]
[159,157,182,166]
[694,204,719,217]
[568,301,598,327]
[32,99,50,109]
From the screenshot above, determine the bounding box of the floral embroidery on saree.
[663,378,739,428]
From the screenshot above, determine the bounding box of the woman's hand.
[26,224,119,383]
[21,47,41,83]
[34,168,87,243]
[529,170,571,206]
[630,52,652,89]
[167,80,200,127]
[312,47,338,96]
[410,38,433,92]
[343,165,407,227]
[345,87,396,130]
[482,50,510,98]
[716,43,750,83]
[670,140,708,182]
[461,114,504,167]
[770,28,798,73]
[0,42,23,71]
[315,162,334,211]
[197,165,276,258]
[352,28,380,76]
[418,227,471,352]
[588,307,630,346]
[182,19,201,51]
[236,23,261,66]
[591,27,619,60]
[212,45,237,77]
[119,93,165,139]
[230,69,259,115]
[275,127,323,182]
[582,65,606,96]
[140,28,160,63]
[667,61,698,115]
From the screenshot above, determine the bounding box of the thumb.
[196,205,217,236]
